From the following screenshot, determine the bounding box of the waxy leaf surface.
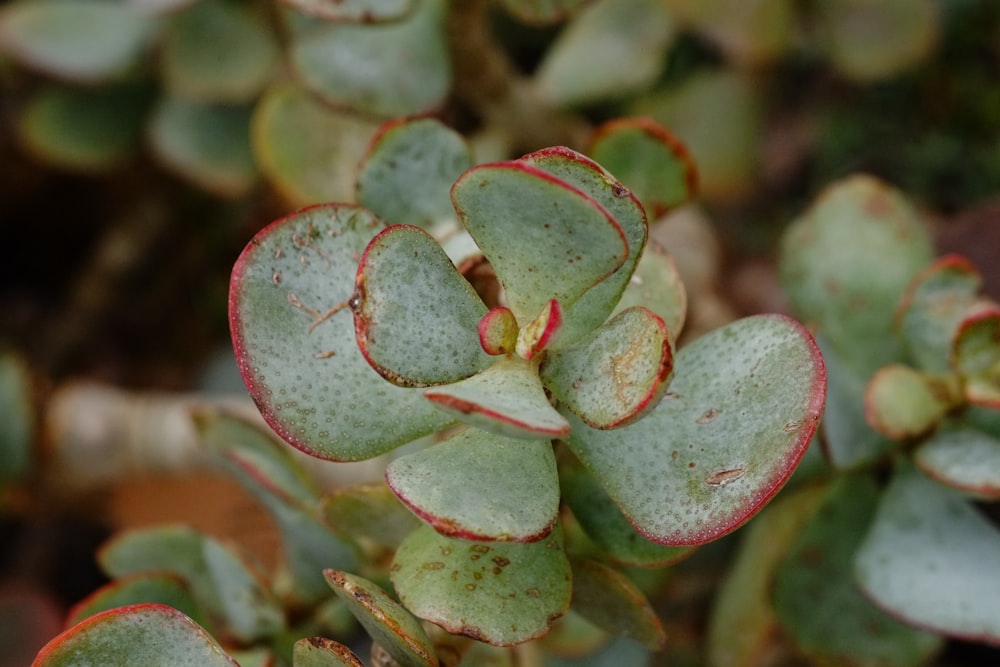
[323,483,421,550]
[451,161,627,323]
[230,205,455,461]
[952,307,1000,407]
[66,573,204,629]
[387,428,559,542]
[855,464,1000,643]
[34,604,237,667]
[354,225,491,387]
[915,425,1000,498]
[563,314,825,545]
[611,241,686,343]
[391,525,572,646]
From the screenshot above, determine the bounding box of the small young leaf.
[515,298,562,360]
[952,307,1000,408]
[386,428,559,542]
[391,525,572,646]
[353,225,491,387]
[34,604,238,667]
[915,424,1000,499]
[478,307,519,356]
[570,558,666,650]
[863,364,953,440]
[294,637,365,667]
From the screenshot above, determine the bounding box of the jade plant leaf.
[533,0,675,107]
[386,428,559,542]
[294,637,364,667]
[496,0,590,25]
[855,464,1000,643]
[952,307,1000,408]
[323,483,421,550]
[424,357,570,439]
[281,0,412,22]
[611,241,686,343]
[864,364,953,440]
[538,611,608,659]
[66,572,204,629]
[451,160,627,323]
[391,525,572,645]
[518,146,649,346]
[915,424,1000,498]
[664,0,794,65]
[0,0,156,83]
[542,306,673,429]
[251,83,380,207]
[356,117,472,230]
[589,117,698,218]
[773,474,944,666]
[34,604,238,667]
[545,636,650,667]
[160,0,278,104]
[148,97,257,199]
[230,204,455,461]
[353,225,491,387]
[325,570,438,667]
[290,0,450,118]
[98,525,284,642]
[569,558,665,650]
[563,314,825,545]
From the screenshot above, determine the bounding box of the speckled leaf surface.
[518,147,646,346]
[290,0,449,118]
[0,0,156,83]
[323,483,421,550]
[281,0,411,22]
[98,525,284,642]
[391,525,572,645]
[34,604,238,667]
[952,307,1000,408]
[66,573,204,629]
[611,242,686,343]
[589,117,697,217]
[230,205,455,461]
[424,357,570,439]
[570,558,665,650]
[864,364,951,440]
[496,0,590,24]
[542,306,672,429]
[915,425,1000,498]
[451,161,627,323]
[773,474,943,666]
[356,118,472,229]
[353,225,491,387]
[563,314,825,545]
[386,428,559,542]
[325,570,437,667]
[855,464,1000,643]
[294,637,364,667]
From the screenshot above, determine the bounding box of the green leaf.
[251,83,380,207]
[518,146,647,346]
[451,160,628,323]
[663,0,794,65]
[323,483,422,550]
[148,97,257,199]
[34,604,238,667]
[952,307,1000,408]
[915,424,1000,499]
[325,570,438,667]
[424,357,570,439]
[563,314,825,545]
[542,306,672,429]
[0,0,156,83]
[589,117,698,218]
[479,307,519,356]
[280,0,412,22]
[17,84,148,172]
[855,463,1000,643]
[495,0,590,25]
[386,428,559,542]
[570,558,665,650]
[544,636,650,667]
[773,474,944,666]
[863,364,953,440]
[230,204,455,461]
[0,348,33,483]
[98,525,284,642]
[66,573,204,629]
[294,637,364,667]
[290,0,450,118]
[391,525,572,646]
[353,225,491,387]
[611,242,686,344]
[533,0,675,107]
[356,117,472,229]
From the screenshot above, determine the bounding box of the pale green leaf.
[915,425,1000,498]
[66,573,204,629]
[294,637,365,667]
[611,242,686,344]
[280,0,412,22]
[952,307,1000,408]
[495,0,589,25]
[323,483,421,550]
[864,364,952,440]
[570,558,665,650]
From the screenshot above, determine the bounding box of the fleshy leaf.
[855,464,1000,643]
[281,0,411,22]
[773,474,944,665]
[290,0,450,118]
[386,428,559,542]
[161,0,278,104]
[98,525,284,642]
[0,0,155,83]
[542,306,672,429]
[518,146,646,345]
[391,525,572,646]
[294,637,364,667]
[66,573,204,629]
[570,558,666,650]
[663,0,794,65]
[356,117,472,229]
[424,357,570,439]
[34,604,238,667]
[496,0,590,25]
[323,483,422,551]
[611,241,686,344]
[952,307,1000,407]
[479,307,519,356]
[230,205,455,461]
[325,570,438,667]
[515,299,562,360]
[353,225,491,387]
[915,424,1000,498]
[589,117,698,217]
[563,314,825,545]
[863,364,954,440]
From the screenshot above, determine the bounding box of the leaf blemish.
[696,407,720,424]
[705,467,747,486]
